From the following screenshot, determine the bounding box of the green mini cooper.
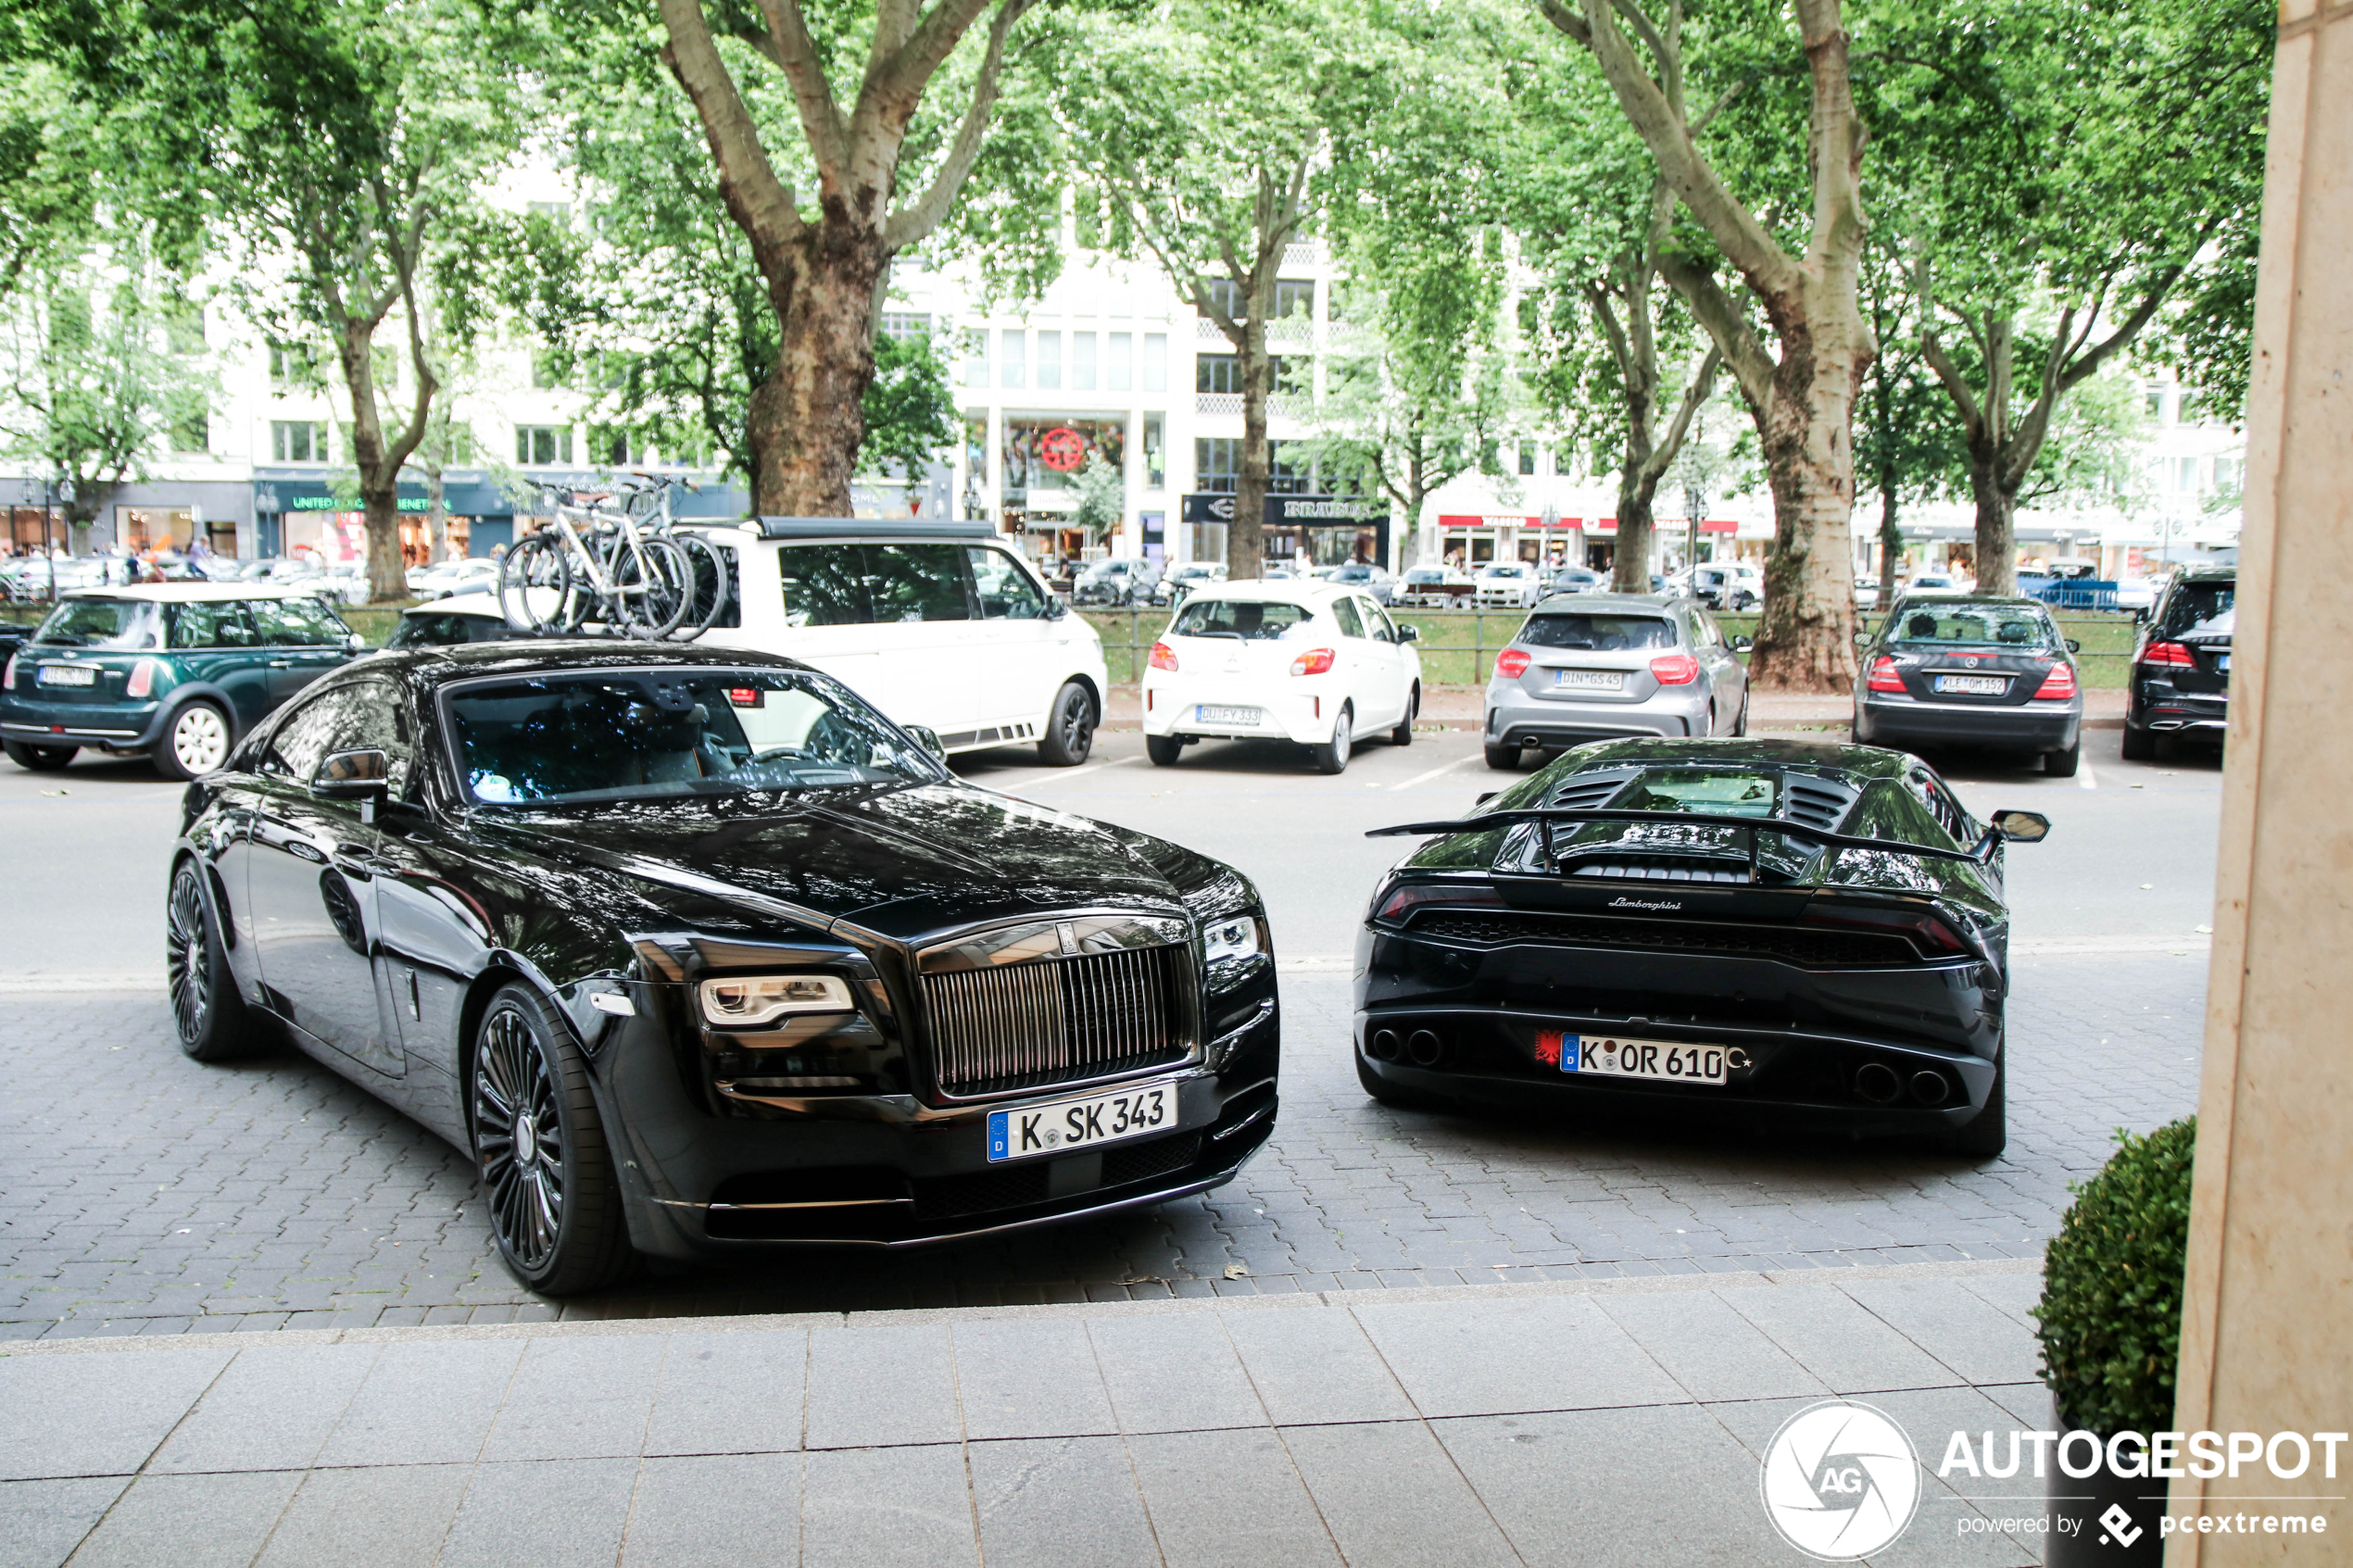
[1,584,366,779]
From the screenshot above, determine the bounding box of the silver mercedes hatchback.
[1482,593,1753,769]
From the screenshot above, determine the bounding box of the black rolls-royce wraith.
[1357,738,2048,1157]
[166,642,1278,1293]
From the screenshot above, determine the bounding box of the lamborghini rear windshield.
[1615,769,1780,818]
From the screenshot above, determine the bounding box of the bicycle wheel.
[669,533,729,641]
[498,534,574,634]
[610,534,692,639]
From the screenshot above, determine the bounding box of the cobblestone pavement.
[0,954,2206,1342]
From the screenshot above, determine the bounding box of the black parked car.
[2120,566,2233,759]
[1853,595,2084,776]
[1355,738,2049,1157]
[166,642,1279,1292]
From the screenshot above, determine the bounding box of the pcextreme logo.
[1761,1400,1923,1560]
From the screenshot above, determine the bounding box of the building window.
[1000,328,1025,389]
[1273,356,1307,395]
[1200,277,1244,320]
[1196,436,1239,495]
[1273,279,1315,320]
[1036,330,1061,390]
[517,424,573,467]
[1107,332,1132,391]
[1197,354,1241,395]
[1518,440,1538,476]
[271,420,328,463]
[1143,413,1164,490]
[879,311,932,343]
[2145,386,2165,420]
[1002,418,1126,507]
[268,344,313,387]
[1072,332,1097,391]
[1142,332,1166,392]
[963,328,988,386]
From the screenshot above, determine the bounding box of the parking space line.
[1390,752,1481,791]
[1022,755,1139,788]
[2079,757,2098,790]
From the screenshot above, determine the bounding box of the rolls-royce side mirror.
[903,725,949,761]
[1994,809,2051,843]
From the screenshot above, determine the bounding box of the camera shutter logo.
[1760,1399,1922,1560]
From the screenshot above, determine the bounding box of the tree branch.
[1656,251,1774,411]
[658,0,807,270]
[753,0,849,185]
[1635,342,1723,486]
[884,0,1034,250]
[1918,326,1985,444]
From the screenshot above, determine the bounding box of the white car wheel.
[162,703,231,780]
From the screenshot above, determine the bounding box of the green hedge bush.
[2032,1117,2197,1435]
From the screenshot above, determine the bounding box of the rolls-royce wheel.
[155,700,233,781]
[3,739,76,771]
[1942,1052,2007,1159]
[1145,734,1183,767]
[471,985,636,1295]
[1483,741,1519,771]
[1038,682,1096,767]
[1309,703,1353,775]
[1390,685,1417,746]
[168,859,261,1062]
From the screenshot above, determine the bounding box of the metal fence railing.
[1084,607,2148,690]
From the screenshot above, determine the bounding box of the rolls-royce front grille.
[923,944,1194,1098]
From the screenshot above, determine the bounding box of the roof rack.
[740,516,997,541]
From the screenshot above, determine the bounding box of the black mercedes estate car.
[1356,738,2048,1157]
[166,642,1278,1292]
[2120,565,2233,759]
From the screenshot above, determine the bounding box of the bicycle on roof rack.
[497,474,726,642]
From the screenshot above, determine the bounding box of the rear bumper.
[0,695,166,749]
[2131,679,2229,735]
[1140,676,1336,744]
[1856,694,2080,750]
[1484,680,1710,746]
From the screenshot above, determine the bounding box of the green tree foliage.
[0,253,212,541]
[859,329,958,484]
[1868,0,2272,592]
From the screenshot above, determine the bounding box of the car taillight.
[2033,662,2077,699]
[1290,647,1336,676]
[125,659,157,698]
[1149,641,1178,672]
[1867,655,1907,693]
[1650,652,1700,685]
[2140,640,2195,668]
[1374,880,1506,924]
[1,653,14,690]
[1494,648,1530,679]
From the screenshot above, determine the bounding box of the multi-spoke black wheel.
[167,859,258,1062]
[1038,681,1096,766]
[470,985,635,1294]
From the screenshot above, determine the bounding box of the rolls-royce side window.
[259,678,410,785]
[447,670,938,805]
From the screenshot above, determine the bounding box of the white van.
[687,518,1109,765]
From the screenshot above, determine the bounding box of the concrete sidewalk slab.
[0,1258,2057,1567]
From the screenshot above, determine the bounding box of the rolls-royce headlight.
[698,973,855,1027]
[1203,916,1261,965]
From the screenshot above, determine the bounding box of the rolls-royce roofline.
[1368,805,2000,866]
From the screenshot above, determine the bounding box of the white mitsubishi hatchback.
[1140,582,1423,774]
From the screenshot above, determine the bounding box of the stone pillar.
[2168,2,2353,1561]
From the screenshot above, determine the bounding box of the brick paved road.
[0,954,2205,1340]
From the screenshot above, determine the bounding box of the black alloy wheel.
[2,739,76,771]
[1038,681,1096,766]
[471,985,635,1295]
[167,859,259,1061]
[1391,685,1417,746]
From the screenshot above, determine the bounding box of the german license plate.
[1564,1034,1729,1085]
[1196,704,1260,726]
[1553,670,1623,690]
[1932,674,2009,696]
[36,663,95,687]
[988,1080,1177,1162]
